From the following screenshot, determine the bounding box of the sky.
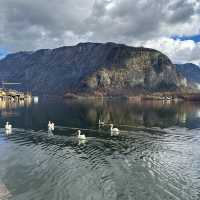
[0,0,200,65]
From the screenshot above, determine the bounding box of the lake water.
[0,98,200,200]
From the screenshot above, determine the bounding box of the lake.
[0,98,200,200]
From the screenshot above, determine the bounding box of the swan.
[48,121,52,130]
[48,121,55,131]
[51,122,55,131]
[77,130,86,140]
[98,119,105,126]
[5,122,12,132]
[110,124,119,136]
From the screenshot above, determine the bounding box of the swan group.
[3,121,120,139]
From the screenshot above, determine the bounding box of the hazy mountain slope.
[176,63,200,84]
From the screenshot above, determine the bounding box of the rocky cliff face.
[0,42,188,95]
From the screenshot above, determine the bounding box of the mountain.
[176,63,200,84]
[0,42,189,96]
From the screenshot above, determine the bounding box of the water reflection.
[195,109,200,118]
[0,99,32,109]
[78,138,88,145]
[61,100,200,129]
[0,99,200,200]
[5,129,12,135]
[1,98,200,130]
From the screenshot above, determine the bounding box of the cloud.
[0,0,199,64]
[0,0,94,50]
[142,37,200,65]
[167,0,195,23]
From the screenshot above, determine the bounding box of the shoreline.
[64,92,200,102]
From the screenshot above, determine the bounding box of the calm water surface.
[0,99,200,200]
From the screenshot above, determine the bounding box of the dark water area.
[0,98,200,200]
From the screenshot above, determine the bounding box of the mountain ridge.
[0,42,189,96]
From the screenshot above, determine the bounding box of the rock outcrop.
[0,42,188,96]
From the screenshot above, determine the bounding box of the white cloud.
[141,37,200,65]
[0,0,199,64]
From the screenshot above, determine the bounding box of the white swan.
[98,119,105,127]
[51,122,55,131]
[5,122,12,133]
[77,130,86,140]
[110,124,119,136]
[48,121,51,130]
[48,121,55,131]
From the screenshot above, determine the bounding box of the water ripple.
[0,125,199,200]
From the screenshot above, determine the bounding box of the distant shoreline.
[64,92,200,102]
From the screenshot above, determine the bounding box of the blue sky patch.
[0,48,8,59]
[172,34,200,42]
